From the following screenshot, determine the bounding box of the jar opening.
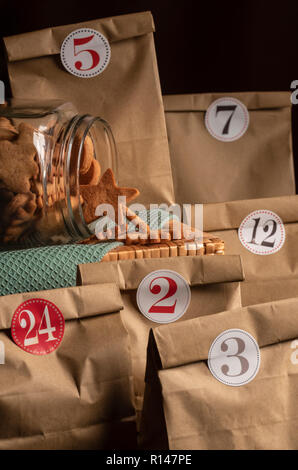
[60,114,118,241]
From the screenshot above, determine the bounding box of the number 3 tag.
[208,329,261,387]
[61,28,111,78]
[238,210,285,255]
[205,97,249,141]
[11,299,65,355]
[137,270,191,324]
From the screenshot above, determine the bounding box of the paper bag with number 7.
[77,254,244,423]
[163,92,294,204]
[0,283,136,450]
[140,297,298,449]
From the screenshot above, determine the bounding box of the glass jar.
[0,100,117,245]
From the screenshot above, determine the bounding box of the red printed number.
[148,276,177,314]
[11,299,65,355]
[20,306,57,346]
[73,35,100,71]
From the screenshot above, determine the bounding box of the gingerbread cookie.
[0,117,18,141]
[79,159,101,185]
[2,192,37,243]
[0,123,38,193]
[80,168,140,224]
[79,135,94,174]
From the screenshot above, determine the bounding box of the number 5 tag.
[137,270,191,323]
[208,329,261,387]
[61,28,111,78]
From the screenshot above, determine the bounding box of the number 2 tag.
[11,299,65,355]
[208,329,261,387]
[205,97,249,141]
[137,270,191,324]
[238,210,285,255]
[61,28,111,78]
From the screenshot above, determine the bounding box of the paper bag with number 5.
[77,255,244,423]
[4,11,174,206]
[0,283,136,450]
[140,297,298,449]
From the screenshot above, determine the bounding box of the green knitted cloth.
[0,209,173,295]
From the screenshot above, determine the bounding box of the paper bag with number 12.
[200,195,298,306]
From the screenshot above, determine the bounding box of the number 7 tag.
[205,97,249,142]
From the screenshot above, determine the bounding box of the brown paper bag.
[201,195,298,306]
[4,12,174,205]
[77,255,244,419]
[163,92,294,204]
[141,298,298,449]
[0,283,136,450]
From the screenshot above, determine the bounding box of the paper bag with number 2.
[77,255,244,421]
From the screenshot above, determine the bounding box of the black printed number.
[215,105,237,135]
[249,217,277,248]
[220,337,249,377]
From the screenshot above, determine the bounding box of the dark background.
[0,0,298,187]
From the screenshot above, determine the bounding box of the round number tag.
[205,97,249,141]
[238,210,285,255]
[136,269,191,324]
[11,298,65,355]
[208,329,260,387]
[61,28,111,78]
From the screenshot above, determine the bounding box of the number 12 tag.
[137,270,191,323]
[238,210,285,255]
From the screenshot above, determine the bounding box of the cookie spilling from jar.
[0,118,225,254]
[0,118,142,244]
[0,119,39,243]
[78,168,225,254]
[0,119,105,243]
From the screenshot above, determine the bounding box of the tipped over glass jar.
[0,100,117,245]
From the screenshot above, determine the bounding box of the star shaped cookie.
[0,117,18,141]
[80,168,140,224]
[0,123,39,193]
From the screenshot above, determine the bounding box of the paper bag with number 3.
[199,195,298,306]
[4,11,174,205]
[77,255,244,422]
[140,297,298,449]
[0,283,136,450]
[163,92,294,204]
